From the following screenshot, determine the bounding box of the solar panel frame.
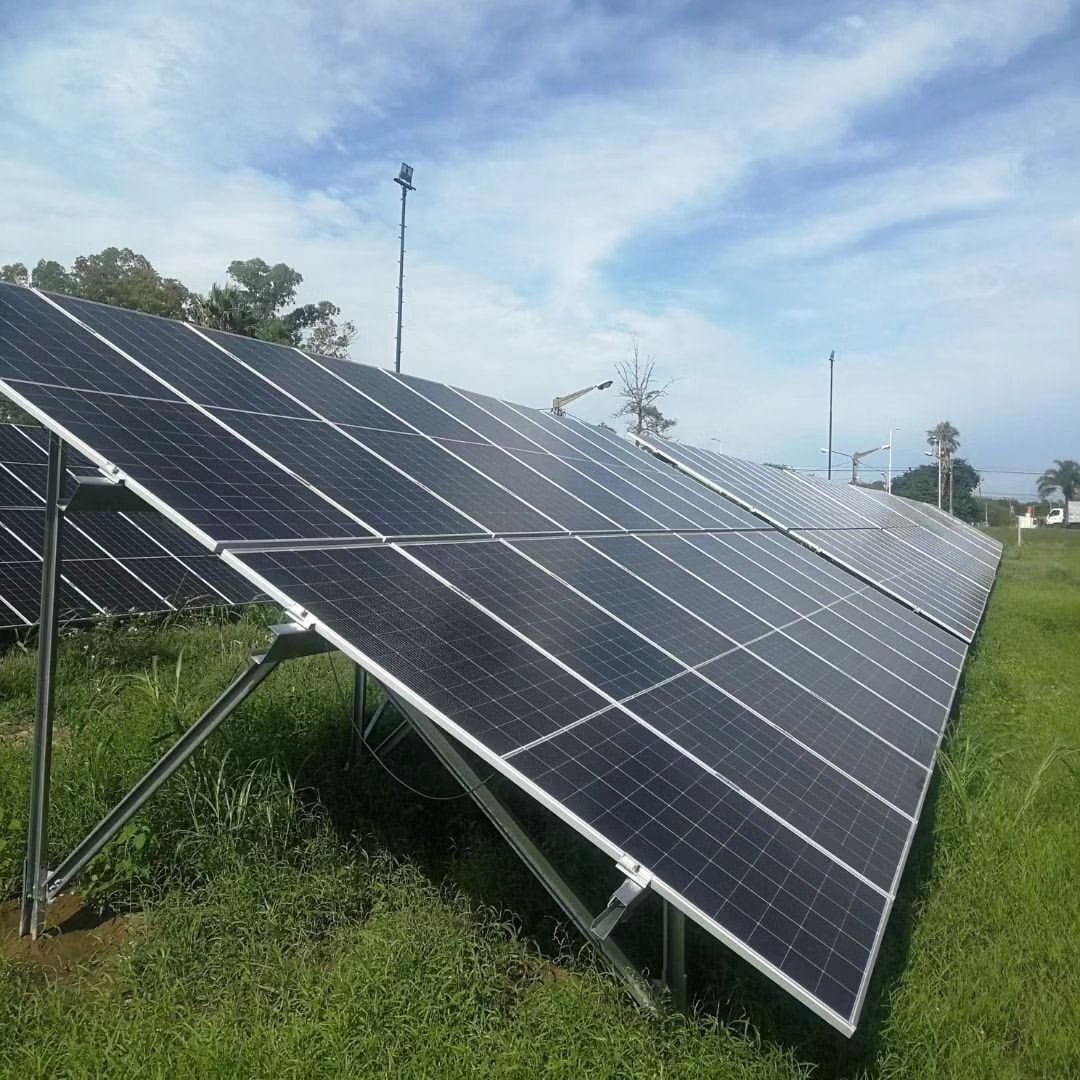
[634,434,995,641]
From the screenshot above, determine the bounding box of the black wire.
[324,652,494,802]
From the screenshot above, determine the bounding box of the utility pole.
[948,456,954,515]
[393,163,415,374]
[936,440,943,510]
[826,350,835,480]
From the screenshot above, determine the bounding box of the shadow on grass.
[205,661,950,1079]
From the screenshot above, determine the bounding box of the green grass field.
[1,527,1078,1078]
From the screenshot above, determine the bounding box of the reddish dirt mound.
[0,894,138,975]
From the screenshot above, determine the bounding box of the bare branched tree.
[613,338,676,437]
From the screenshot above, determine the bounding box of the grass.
[0,527,1078,1077]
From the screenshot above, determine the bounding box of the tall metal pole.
[826,350,835,480]
[20,432,66,938]
[393,164,415,375]
[948,457,954,516]
[887,428,894,494]
[394,184,408,374]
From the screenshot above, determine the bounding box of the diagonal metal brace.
[385,690,657,1012]
[42,623,327,906]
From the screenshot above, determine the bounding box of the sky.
[1,1,1077,499]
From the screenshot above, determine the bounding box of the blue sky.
[1,1,1077,498]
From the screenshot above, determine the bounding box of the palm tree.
[1037,459,1080,525]
[926,421,960,512]
[927,420,960,458]
[191,283,259,336]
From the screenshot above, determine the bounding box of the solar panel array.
[0,422,265,629]
[0,281,998,1034]
[632,437,1000,642]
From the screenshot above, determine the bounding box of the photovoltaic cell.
[11,386,369,543]
[199,330,411,432]
[58,296,312,417]
[508,708,886,1018]
[207,409,482,538]
[407,540,683,698]
[0,288,179,399]
[239,544,607,755]
[302,353,480,441]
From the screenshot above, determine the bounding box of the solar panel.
[0,282,998,1034]
[634,435,1001,640]
[0,421,266,628]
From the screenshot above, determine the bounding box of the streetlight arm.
[852,443,890,463]
[552,380,613,416]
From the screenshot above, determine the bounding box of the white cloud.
[0,0,1076,500]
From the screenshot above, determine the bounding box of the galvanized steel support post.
[347,664,368,768]
[19,433,67,938]
[662,901,688,1011]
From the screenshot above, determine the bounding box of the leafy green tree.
[927,420,960,458]
[1037,459,1080,525]
[68,247,190,317]
[926,420,962,512]
[2,247,357,359]
[226,258,303,323]
[31,259,75,293]
[0,263,28,285]
[304,304,358,360]
[892,457,982,522]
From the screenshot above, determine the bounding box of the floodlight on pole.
[551,379,613,416]
[393,162,415,375]
[822,444,888,485]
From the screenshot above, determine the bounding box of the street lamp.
[393,162,415,375]
[551,379,613,416]
[887,427,900,494]
[820,444,889,485]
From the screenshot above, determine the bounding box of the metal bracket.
[590,856,653,939]
[62,476,154,513]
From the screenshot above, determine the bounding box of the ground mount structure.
[0,281,1000,1035]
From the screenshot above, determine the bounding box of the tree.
[304,305,358,360]
[613,339,676,437]
[226,258,303,323]
[892,457,982,522]
[69,247,190,317]
[1,247,357,358]
[0,263,28,285]
[31,259,75,293]
[926,419,960,512]
[196,258,357,357]
[1037,459,1080,525]
[191,284,260,336]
